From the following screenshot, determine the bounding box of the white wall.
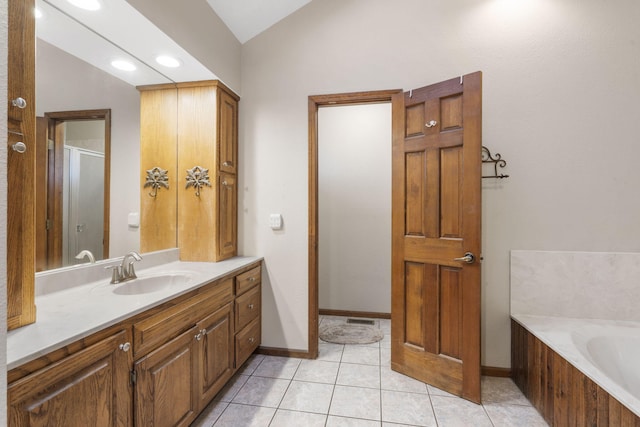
[239,0,640,367]
[1,0,8,421]
[37,40,141,258]
[318,104,391,314]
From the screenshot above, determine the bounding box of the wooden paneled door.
[391,72,482,403]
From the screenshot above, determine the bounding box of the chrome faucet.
[105,251,143,284]
[75,250,95,264]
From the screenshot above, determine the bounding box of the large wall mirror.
[33,0,217,272]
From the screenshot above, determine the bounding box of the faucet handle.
[104,265,123,284]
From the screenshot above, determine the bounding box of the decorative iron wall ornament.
[482,146,510,179]
[144,167,170,197]
[186,166,211,197]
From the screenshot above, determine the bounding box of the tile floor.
[191,315,548,427]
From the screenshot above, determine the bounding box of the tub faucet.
[75,250,95,264]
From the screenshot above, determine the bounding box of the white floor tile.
[430,395,493,427]
[329,385,381,421]
[341,346,380,366]
[279,380,334,414]
[336,362,380,389]
[213,403,276,427]
[381,390,437,426]
[214,374,249,402]
[481,376,531,406]
[317,343,345,362]
[326,415,381,426]
[270,409,327,427]
[380,366,428,394]
[232,376,290,408]
[237,354,266,376]
[483,403,548,427]
[191,400,228,426]
[252,356,302,380]
[293,359,340,384]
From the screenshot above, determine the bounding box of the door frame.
[307,89,402,358]
[43,109,111,269]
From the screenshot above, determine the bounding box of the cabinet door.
[218,89,238,175]
[217,172,237,261]
[135,326,199,427]
[196,303,234,409]
[8,330,132,427]
[139,88,178,253]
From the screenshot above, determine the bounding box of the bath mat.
[319,323,384,345]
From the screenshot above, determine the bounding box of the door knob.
[11,97,27,109]
[11,142,26,153]
[453,252,475,264]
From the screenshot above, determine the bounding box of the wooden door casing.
[8,330,132,427]
[391,72,482,403]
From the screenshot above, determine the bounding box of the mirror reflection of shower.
[61,120,105,267]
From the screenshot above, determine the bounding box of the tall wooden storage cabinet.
[7,0,36,329]
[139,81,239,261]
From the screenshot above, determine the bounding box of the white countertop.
[7,256,262,370]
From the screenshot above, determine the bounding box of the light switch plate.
[269,213,283,230]
[128,212,140,228]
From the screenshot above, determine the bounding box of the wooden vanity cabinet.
[8,329,132,427]
[139,80,239,262]
[7,261,262,427]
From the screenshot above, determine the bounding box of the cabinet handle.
[248,277,256,282]
[248,304,254,309]
[223,161,233,167]
[425,120,437,128]
[248,337,255,343]
[11,142,26,153]
[119,342,131,352]
[11,97,27,109]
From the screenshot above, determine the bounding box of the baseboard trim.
[319,309,391,319]
[256,346,315,359]
[482,366,511,377]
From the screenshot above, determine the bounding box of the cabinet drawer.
[235,317,260,368]
[236,265,260,295]
[134,278,233,358]
[235,285,260,331]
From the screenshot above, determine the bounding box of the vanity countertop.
[7,256,262,371]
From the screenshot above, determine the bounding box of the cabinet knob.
[248,304,254,309]
[11,142,26,153]
[223,161,233,167]
[119,342,131,352]
[248,277,256,282]
[195,332,203,341]
[11,97,27,109]
[248,337,255,344]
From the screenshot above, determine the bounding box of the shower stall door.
[62,146,105,266]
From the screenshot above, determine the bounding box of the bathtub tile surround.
[511,250,640,320]
[192,315,547,426]
[510,250,640,421]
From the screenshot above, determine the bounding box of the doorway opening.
[308,90,402,358]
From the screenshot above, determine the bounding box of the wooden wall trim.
[481,366,511,377]
[256,346,315,360]
[319,309,391,319]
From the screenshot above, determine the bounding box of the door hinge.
[130,370,137,385]
[45,219,52,230]
[47,139,54,150]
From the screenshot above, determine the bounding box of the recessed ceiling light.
[34,7,43,18]
[66,0,101,11]
[155,55,181,68]
[111,60,136,71]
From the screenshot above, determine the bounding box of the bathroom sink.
[112,273,194,295]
